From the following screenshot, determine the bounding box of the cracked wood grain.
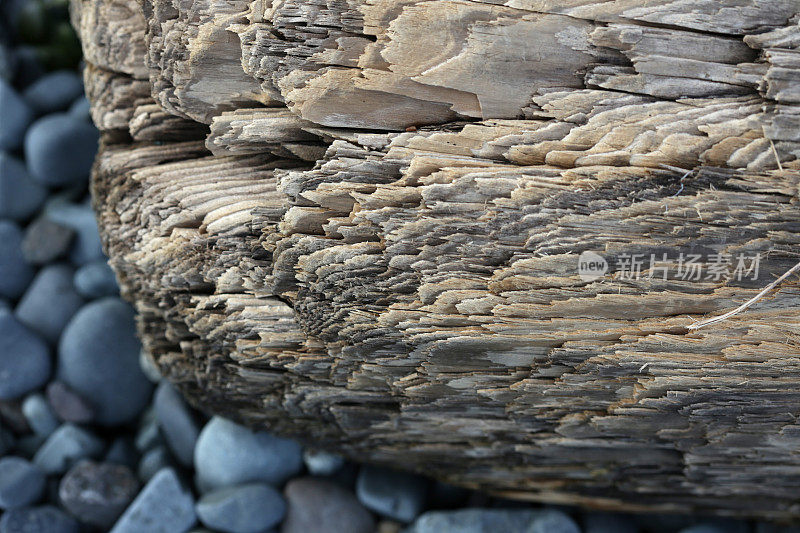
[72,0,800,519]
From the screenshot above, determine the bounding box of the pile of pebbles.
[0,8,795,533]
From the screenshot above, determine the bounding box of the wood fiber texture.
[70,0,800,518]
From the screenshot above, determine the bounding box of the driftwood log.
[70,0,800,519]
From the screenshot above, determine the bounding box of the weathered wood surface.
[70,0,800,519]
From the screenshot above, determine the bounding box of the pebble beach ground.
[0,2,798,532]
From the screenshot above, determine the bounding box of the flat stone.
[58,298,152,426]
[134,408,164,453]
[0,221,34,299]
[154,381,199,467]
[59,460,140,529]
[21,393,59,437]
[21,218,74,265]
[197,483,285,533]
[283,477,374,533]
[407,509,541,533]
[15,264,84,345]
[33,424,104,475]
[24,114,98,188]
[46,381,94,424]
[0,152,47,221]
[73,260,119,299]
[0,311,50,400]
[0,456,46,509]
[22,71,83,115]
[355,465,428,523]
[68,96,91,122]
[0,505,80,533]
[194,416,303,492]
[0,79,33,150]
[110,468,197,533]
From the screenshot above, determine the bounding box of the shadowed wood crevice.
[73,0,800,519]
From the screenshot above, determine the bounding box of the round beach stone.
[0,456,46,509]
[0,79,33,150]
[194,416,303,492]
[0,312,50,400]
[197,483,285,533]
[0,152,47,221]
[21,217,74,265]
[68,96,91,121]
[24,114,99,188]
[32,424,104,475]
[21,393,59,437]
[59,460,140,529]
[283,477,374,533]
[22,70,83,115]
[356,465,428,523]
[15,264,84,345]
[0,221,35,300]
[57,298,153,426]
[0,505,80,533]
[138,446,173,484]
[110,468,196,533]
[44,201,104,265]
[527,509,581,533]
[154,381,199,467]
[46,381,94,424]
[73,260,118,299]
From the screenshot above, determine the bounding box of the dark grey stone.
[68,97,91,122]
[44,201,103,265]
[73,260,119,299]
[303,449,345,476]
[21,393,59,437]
[59,460,140,529]
[24,114,99,188]
[21,217,74,265]
[22,71,84,115]
[104,437,140,471]
[32,424,104,475]
[138,446,173,484]
[194,416,303,492]
[0,221,34,299]
[0,456,45,509]
[155,381,199,467]
[110,468,197,533]
[0,311,50,400]
[584,512,639,533]
[0,152,46,221]
[282,477,374,533]
[0,505,80,533]
[0,79,33,150]
[355,465,428,523]
[57,298,153,426]
[15,264,84,345]
[46,381,94,424]
[197,483,285,533]
[407,509,540,533]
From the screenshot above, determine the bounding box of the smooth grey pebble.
[196,483,285,533]
[0,505,80,533]
[58,298,152,426]
[282,477,373,533]
[0,456,45,509]
[22,71,83,115]
[46,381,94,424]
[154,381,199,467]
[194,416,303,492]
[355,465,428,523]
[0,79,33,150]
[68,96,91,122]
[24,114,98,188]
[73,260,118,299]
[21,217,74,265]
[21,393,59,437]
[110,468,196,533]
[33,424,104,475]
[303,449,345,476]
[59,460,140,529]
[15,264,84,345]
[0,221,34,300]
[0,152,46,221]
[138,446,173,484]
[0,311,50,400]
